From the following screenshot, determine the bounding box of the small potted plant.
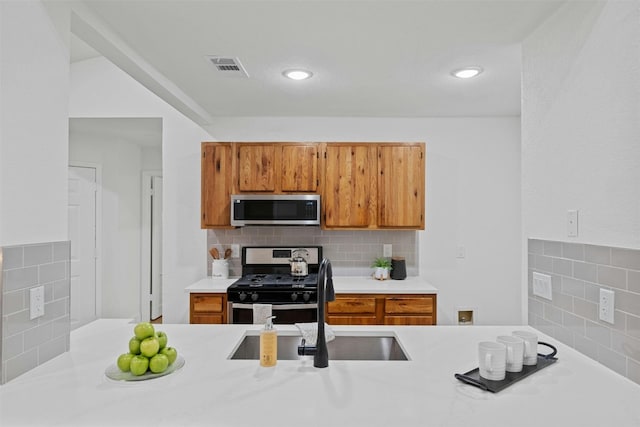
[371,257,392,280]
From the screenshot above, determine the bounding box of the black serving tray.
[454,341,557,393]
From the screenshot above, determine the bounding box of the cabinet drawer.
[328,297,376,314]
[327,315,378,325]
[384,315,434,326]
[192,314,225,324]
[385,297,433,314]
[192,294,224,313]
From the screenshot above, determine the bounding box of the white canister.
[212,259,229,279]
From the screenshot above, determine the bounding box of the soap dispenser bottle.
[260,316,277,367]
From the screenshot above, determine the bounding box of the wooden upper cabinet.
[201,141,425,229]
[236,143,319,193]
[201,143,233,228]
[237,144,277,192]
[281,144,318,192]
[322,144,377,228]
[377,144,425,229]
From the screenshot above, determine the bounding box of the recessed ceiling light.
[283,69,313,80]
[451,67,483,79]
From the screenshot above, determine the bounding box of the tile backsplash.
[528,239,640,386]
[207,227,417,277]
[1,241,71,384]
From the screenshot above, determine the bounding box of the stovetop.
[229,273,318,289]
[227,246,322,304]
[227,273,319,304]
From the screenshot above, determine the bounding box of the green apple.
[160,347,178,365]
[134,322,155,340]
[129,337,141,355]
[155,331,168,350]
[129,355,149,376]
[117,353,135,372]
[149,353,169,374]
[140,336,160,358]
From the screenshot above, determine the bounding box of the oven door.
[229,303,318,324]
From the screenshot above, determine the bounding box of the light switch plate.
[532,272,553,301]
[230,244,240,259]
[383,244,392,257]
[567,210,579,237]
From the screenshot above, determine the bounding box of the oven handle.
[231,303,318,310]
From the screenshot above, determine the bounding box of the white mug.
[478,341,507,381]
[497,335,525,373]
[513,330,538,366]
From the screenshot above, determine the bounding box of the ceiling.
[69,0,566,120]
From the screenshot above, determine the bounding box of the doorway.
[69,117,163,323]
[68,164,101,329]
[142,172,163,322]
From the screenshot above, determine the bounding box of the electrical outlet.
[230,244,240,259]
[532,272,553,301]
[599,288,615,324]
[383,244,392,257]
[30,285,45,320]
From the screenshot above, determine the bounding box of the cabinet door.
[384,316,434,326]
[328,316,378,325]
[281,145,318,192]
[190,294,227,324]
[377,144,425,229]
[201,143,233,228]
[238,144,277,192]
[323,144,377,228]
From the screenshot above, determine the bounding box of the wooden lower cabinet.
[327,295,378,325]
[190,293,227,324]
[327,293,436,325]
[189,292,435,325]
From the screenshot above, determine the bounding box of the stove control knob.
[239,292,247,301]
[251,293,259,302]
[303,292,311,302]
[290,292,298,302]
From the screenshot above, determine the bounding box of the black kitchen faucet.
[297,258,335,368]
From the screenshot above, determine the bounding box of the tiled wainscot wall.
[528,239,640,385]
[207,228,417,277]
[1,242,71,384]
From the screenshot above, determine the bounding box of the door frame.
[141,170,163,322]
[68,161,103,320]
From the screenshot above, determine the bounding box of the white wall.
[206,116,522,325]
[522,1,640,248]
[69,129,162,319]
[0,1,69,246]
[70,57,211,323]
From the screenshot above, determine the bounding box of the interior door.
[150,176,163,320]
[68,166,97,329]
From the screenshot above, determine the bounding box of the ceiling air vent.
[205,56,249,78]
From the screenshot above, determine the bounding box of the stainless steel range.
[227,246,322,324]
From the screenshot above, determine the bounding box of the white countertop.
[185,276,438,294]
[2,320,639,426]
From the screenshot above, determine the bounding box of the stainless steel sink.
[229,334,409,361]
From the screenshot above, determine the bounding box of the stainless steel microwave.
[230,194,321,226]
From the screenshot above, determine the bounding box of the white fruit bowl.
[105,355,185,381]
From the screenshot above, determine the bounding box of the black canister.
[390,257,406,280]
